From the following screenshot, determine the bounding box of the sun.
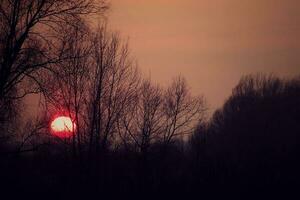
[50,116,76,138]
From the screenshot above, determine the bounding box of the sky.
[108,0,300,112]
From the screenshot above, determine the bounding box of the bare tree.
[16,117,49,154]
[0,0,108,141]
[88,25,140,155]
[32,24,139,157]
[41,23,92,157]
[121,79,164,155]
[0,0,107,99]
[120,77,206,155]
[162,76,206,145]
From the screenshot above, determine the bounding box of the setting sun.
[50,116,76,138]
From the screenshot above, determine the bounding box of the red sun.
[50,116,76,138]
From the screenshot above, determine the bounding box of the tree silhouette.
[1,1,300,198]
[121,79,163,155]
[163,76,206,145]
[191,74,300,193]
[0,0,107,99]
[87,25,140,155]
[0,0,107,141]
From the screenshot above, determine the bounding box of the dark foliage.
[189,74,300,197]
[1,74,299,199]
[0,2,300,198]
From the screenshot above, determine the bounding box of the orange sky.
[108,0,300,111]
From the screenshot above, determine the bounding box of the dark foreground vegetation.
[0,1,300,199]
[1,75,300,199]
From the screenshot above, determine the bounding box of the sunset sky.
[108,0,300,111]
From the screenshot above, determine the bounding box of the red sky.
[108,0,300,111]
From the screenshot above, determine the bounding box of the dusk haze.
[0,0,299,199]
[109,0,300,110]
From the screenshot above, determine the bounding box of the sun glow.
[50,116,76,138]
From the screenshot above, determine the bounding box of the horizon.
[1,1,300,198]
[108,0,300,111]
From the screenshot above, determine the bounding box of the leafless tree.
[120,77,206,155]
[41,23,92,157]
[33,24,139,157]
[0,0,108,140]
[87,25,140,155]
[0,0,107,99]
[162,76,206,145]
[120,79,164,155]
[16,117,49,154]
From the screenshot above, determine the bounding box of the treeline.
[0,1,300,198]
[0,0,205,158]
[189,74,300,197]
